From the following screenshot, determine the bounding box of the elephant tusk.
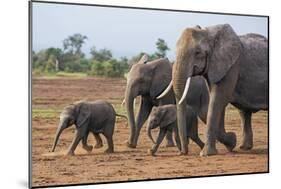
[178,77,191,105]
[121,99,125,106]
[156,80,173,99]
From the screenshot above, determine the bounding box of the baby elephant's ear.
[76,103,91,128]
[159,108,176,128]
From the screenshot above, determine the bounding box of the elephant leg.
[66,128,86,156]
[188,117,204,149]
[133,97,152,146]
[104,135,114,153]
[93,133,103,149]
[217,109,237,152]
[102,125,114,153]
[239,110,253,150]
[200,64,239,156]
[200,87,227,156]
[148,129,167,156]
[82,132,93,152]
[165,125,175,147]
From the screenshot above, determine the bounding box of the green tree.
[154,38,170,58]
[32,48,63,72]
[63,33,87,56]
[90,47,112,62]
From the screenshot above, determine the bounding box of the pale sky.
[32,2,268,61]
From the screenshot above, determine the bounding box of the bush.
[89,59,129,77]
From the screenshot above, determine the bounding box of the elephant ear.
[207,24,242,83]
[138,54,149,64]
[150,58,172,98]
[75,102,91,128]
[159,106,176,128]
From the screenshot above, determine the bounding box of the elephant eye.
[68,119,74,125]
[195,49,202,56]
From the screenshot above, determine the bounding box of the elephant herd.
[51,24,268,157]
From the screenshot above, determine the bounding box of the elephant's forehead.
[177,28,196,49]
[128,64,147,76]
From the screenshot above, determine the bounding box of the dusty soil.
[31,77,268,187]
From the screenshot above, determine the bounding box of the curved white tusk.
[156,81,173,99]
[178,77,191,105]
[121,99,125,106]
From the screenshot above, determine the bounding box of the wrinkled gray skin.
[147,105,204,156]
[170,24,268,156]
[51,100,125,155]
[125,55,209,149]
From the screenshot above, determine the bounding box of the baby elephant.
[51,100,127,155]
[147,104,204,156]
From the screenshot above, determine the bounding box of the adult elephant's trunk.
[51,122,66,152]
[172,61,193,155]
[125,83,137,148]
[147,125,156,144]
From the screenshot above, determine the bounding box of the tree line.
[32,33,170,77]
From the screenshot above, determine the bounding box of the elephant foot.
[165,141,175,148]
[239,140,253,150]
[83,145,93,152]
[177,151,188,156]
[126,141,137,148]
[104,148,114,153]
[66,151,75,156]
[147,149,156,156]
[94,143,103,149]
[200,145,218,156]
[224,132,237,152]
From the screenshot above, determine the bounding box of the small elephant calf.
[147,104,204,156]
[51,100,127,156]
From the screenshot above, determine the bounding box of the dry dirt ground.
[31,76,268,187]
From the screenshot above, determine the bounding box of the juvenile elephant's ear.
[207,24,242,83]
[159,107,176,128]
[76,102,91,128]
[150,58,172,98]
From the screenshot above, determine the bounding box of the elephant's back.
[90,100,115,122]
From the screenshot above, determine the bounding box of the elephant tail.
[116,114,128,127]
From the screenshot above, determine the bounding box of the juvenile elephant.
[159,24,268,156]
[147,104,204,156]
[124,55,209,149]
[51,100,127,155]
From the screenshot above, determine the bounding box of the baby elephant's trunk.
[51,123,65,152]
[147,125,156,144]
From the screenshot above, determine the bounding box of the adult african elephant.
[159,24,268,156]
[125,55,209,148]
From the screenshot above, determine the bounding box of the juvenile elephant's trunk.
[147,125,156,144]
[51,122,65,152]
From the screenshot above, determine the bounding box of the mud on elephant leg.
[217,109,237,152]
[239,110,253,150]
[93,133,103,149]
